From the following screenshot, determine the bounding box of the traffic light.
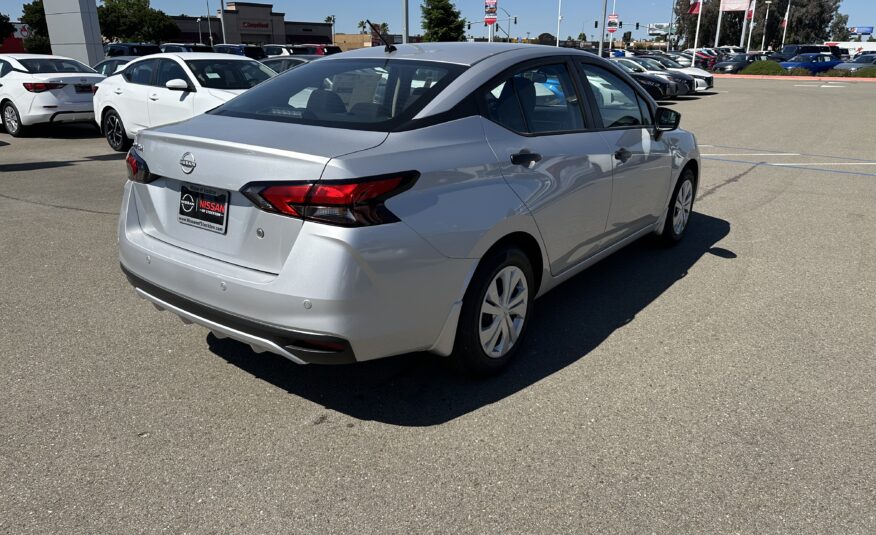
[619,21,623,28]
[513,17,517,24]
[636,22,640,30]
[594,20,598,28]
[467,22,471,30]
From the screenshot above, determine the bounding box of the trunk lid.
[31,73,104,104]
[133,114,388,274]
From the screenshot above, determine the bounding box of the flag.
[720,0,750,11]
[688,1,701,15]
[746,1,755,20]
[780,3,790,28]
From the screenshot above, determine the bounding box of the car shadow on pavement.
[208,212,732,427]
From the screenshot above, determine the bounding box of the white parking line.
[820,85,846,88]
[772,162,876,166]
[701,153,801,157]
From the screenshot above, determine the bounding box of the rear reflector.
[242,172,418,227]
[23,82,66,93]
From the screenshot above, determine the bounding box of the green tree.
[421,0,465,42]
[1,13,14,41]
[98,0,179,43]
[829,13,849,41]
[21,0,51,53]
[379,22,389,35]
[357,20,366,34]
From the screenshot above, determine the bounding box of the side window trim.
[476,56,594,137]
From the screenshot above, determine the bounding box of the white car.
[0,54,104,137]
[631,56,714,91]
[93,52,275,151]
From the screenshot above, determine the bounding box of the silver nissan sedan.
[119,42,700,375]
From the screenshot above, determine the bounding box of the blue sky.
[2,0,874,40]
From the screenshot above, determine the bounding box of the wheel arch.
[478,231,545,295]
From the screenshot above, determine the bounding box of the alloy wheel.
[105,114,124,149]
[479,265,528,358]
[3,105,19,134]
[673,178,693,235]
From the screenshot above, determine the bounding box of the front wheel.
[2,102,27,137]
[661,168,696,244]
[451,247,535,376]
[102,109,131,152]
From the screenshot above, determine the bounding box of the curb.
[712,73,876,83]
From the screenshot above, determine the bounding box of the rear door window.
[483,63,586,134]
[124,59,157,85]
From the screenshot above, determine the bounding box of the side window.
[578,64,649,129]
[155,59,190,87]
[483,63,585,134]
[0,61,10,77]
[124,59,157,85]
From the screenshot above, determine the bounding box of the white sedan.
[93,52,275,151]
[0,54,104,137]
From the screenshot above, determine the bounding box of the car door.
[147,58,196,128]
[116,59,156,132]
[480,59,614,275]
[577,62,673,244]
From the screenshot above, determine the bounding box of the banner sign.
[648,23,673,36]
[484,0,498,25]
[850,27,874,35]
[720,0,750,11]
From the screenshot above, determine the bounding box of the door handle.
[510,151,542,167]
[148,94,159,101]
[614,148,632,163]
[114,88,123,94]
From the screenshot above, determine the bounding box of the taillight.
[125,149,154,183]
[23,82,66,93]
[91,85,100,94]
[242,172,418,227]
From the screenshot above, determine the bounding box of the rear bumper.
[21,110,94,126]
[122,265,356,364]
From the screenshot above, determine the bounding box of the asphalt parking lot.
[1,78,874,533]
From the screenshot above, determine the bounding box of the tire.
[451,246,535,377]
[2,102,27,137]
[661,167,697,244]
[102,109,132,152]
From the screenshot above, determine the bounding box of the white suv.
[93,52,275,151]
[0,54,104,136]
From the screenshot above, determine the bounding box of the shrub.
[739,61,786,75]
[787,67,813,76]
[850,67,876,78]
[821,69,849,77]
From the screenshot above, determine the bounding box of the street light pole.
[781,2,791,49]
[608,0,617,52]
[197,18,202,44]
[598,0,608,56]
[205,0,214,47]
[668,0,675,51]
[760,1,772,52]
[746,0,757,51]
[715,0,725,47]
[402,0,409,44]
[218,0,227,44]
[556,0,562,47]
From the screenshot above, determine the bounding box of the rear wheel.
[2,102,27,137]
[451,246,534,376]
[662,168,696,244]
[103,109,131,152]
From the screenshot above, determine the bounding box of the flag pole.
[715,1,725,47]
[740,1,750,47]
[746,0,757,52]
[692,2,704,56]
[781,2,791,48]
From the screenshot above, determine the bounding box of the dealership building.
[171,2,332,45]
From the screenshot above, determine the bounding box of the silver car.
[119,43,700,375]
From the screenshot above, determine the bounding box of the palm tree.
[379,22,390,35]
[357,20,366,34]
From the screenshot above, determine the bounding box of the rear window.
[131,45,161,56]
[20,58,96,73]
[212,58,466,131]
[190,45,213,52]
[323,46,342,55]
[243,47,267,60]
[185,59,274,90]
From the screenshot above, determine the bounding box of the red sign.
[484,16,497,26]
[607,13,619,33]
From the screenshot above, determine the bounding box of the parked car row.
[105,41,342,60]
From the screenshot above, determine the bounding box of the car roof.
[130,52,256,61]
[329,42,562,66]
[1,53,83,61]
[98,55,138,62]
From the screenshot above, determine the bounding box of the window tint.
[19,58,96,73]
[0,61,10,77]
[124,59,157,85]
[484,63,585,134]
[264,46,284,56]
[212,59,465,131]
[155,59,190,86]
[579,64,648,129]
[185,59,273,90]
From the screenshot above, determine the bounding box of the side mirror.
[165,78,192,91]
[655,106,681,133]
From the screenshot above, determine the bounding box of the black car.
[713,53,772,74]
[622,56,698,93]
[611,58,686,99]
[213,44,267,60]
[105,43,161,57]
[770,44,842,62]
